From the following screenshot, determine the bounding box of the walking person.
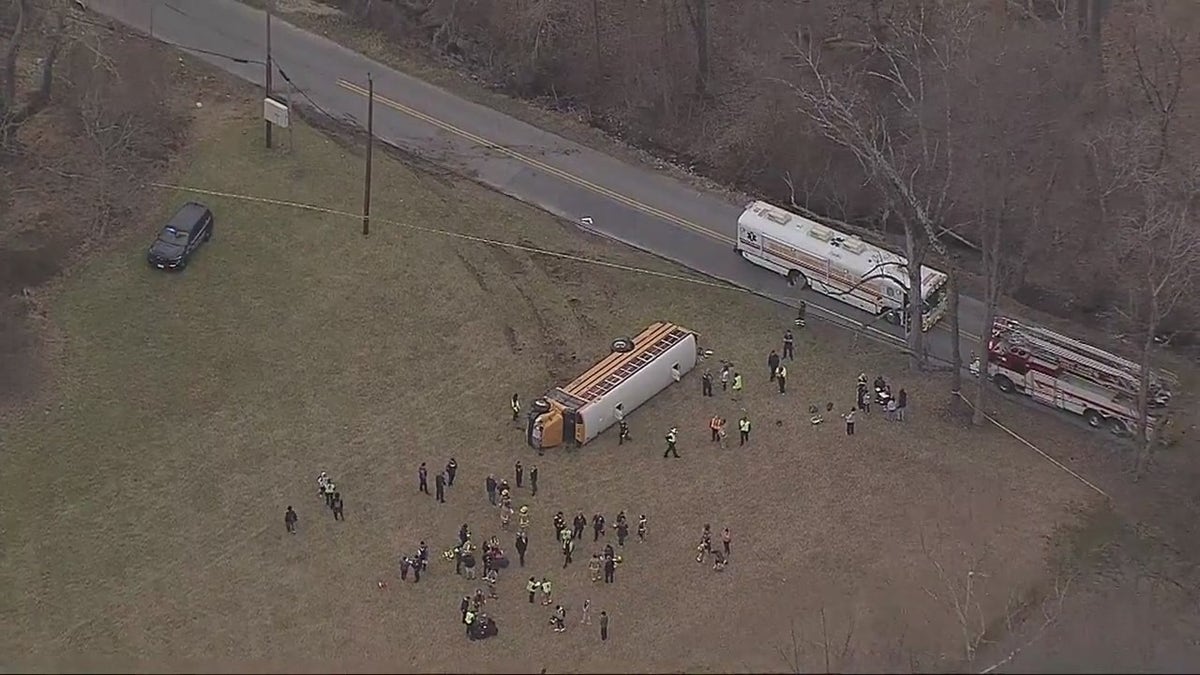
[435,472,446,503]
[710,415,722,443]
[663,427,680,458]
[515,460,524,488]
[897,388,908,421]
[738,414,751,446]
[530,465,539,496]
[844,408,856,436]
[562,537,575,568]
[776,363,788,394]
[701,370,714,397]
[284,506,298,534]
[616,517,629,546]
[768,350,780,381]
[637,514,647,542]
[486,474,498,506]
[592,513,606,542]
[446,458,458,486]
[722,527,731,555]
[515,532,528,567]
[581,599,592,625]
[783,329,795,360]
[331,492,344,521]
[511,393,521,424]
[731,372,743,400]
[600,611,609,641]
[573,512,587,540]
[720,363,730,391]
[418,463,429,495]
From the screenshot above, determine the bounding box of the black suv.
[147,202,213,270]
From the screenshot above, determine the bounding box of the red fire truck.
[986,316,1176,435]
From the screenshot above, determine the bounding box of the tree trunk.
[972,295,997,427]
[683,0,709,98]
[2,0,29,108]
[591,0,602,76]
[1133,307,1157,480]
[905,225,927,372]
[949,271,962,394]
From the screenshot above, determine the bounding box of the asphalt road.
[92,0,991,364]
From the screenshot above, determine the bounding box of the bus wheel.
[883,309,903,326]
[531,398,553,415]
[1108,418,1129,436]
[1084,409,1104,428]
[787,270,808,289]
[611,337,634,353]
[994,375,1014,394]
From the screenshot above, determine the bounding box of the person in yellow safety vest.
[663,427,680,458]
[738,415,751,446]
[464,609,477,636]
[709,415,722,442]
[731,372,743,400]
[511,393,521,423]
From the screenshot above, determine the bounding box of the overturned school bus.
[527,322,698,450]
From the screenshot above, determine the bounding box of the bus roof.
[738,201,946,293]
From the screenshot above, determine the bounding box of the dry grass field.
[0,109,1110,672]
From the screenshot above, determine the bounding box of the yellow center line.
[335,78,981,343]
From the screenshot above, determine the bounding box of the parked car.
[147,202,213,270]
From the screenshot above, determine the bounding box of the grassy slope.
[0,113,1097,671]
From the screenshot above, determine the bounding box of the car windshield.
[157,227,189,244]
[922,282,947,315]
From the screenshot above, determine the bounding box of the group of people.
[695,524,731,571]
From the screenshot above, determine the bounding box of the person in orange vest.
[709,415,722,442]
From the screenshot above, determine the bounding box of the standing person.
[323,480,336,508]
[515,532,529,566]
[486,474,498,506]
[613,403,625,425]
[701,370,714,397]
[843,408,856,436]
[541,577,553,606]
[885,396,898,421]
[710,415,722,443]
[897,388,908,421]
[603,554,616,584]
[511,393,521,424]
[795,300,807,327]
[412,557,421,583]
[600,611,609,641]
[722,527,731,555]
[592,513,606,542]
[616,517,629,546]
[459,523,471,547]
[738,415,751,446]
[637,514,647,542]
[588,553,602,582]
[562,537,575,568]
[618,420,630,445]
[418,463,429,495]
[400,557,410,581]
[446,458,458,486]
[581,598,592,625]
[284,506,298,534]
[783,329,795,360]
[461,595,471,623]
[776,363,788,394]
[515,460,524,488]
[720,363,730,391]
[731,372,743,400]
[418,542,430,570]
[331,492,344,521]
[554,511,567,541]
[573,512,587,540]
[530,465,539,496]
[768,350,780,381]
[518,505,531,533]
[553,605,567,633]
[527,576,539,604]
[663,427,680,458]
[717,418,728,449]
[435,472,446,503]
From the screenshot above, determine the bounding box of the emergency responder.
[783,329,795,360]
[768,350,780,381]
[738,414,751,446]
[511,393,521,423]
[776,363,788,394]
[618,419,630,445]
[663,426,680,458]
[710,415,722,442]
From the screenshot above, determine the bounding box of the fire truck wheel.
[993,375,1014,394]
[1107,418,1128,436]
[1084,409,1104,428]
[611,337,634,353]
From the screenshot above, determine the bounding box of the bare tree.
[776,607,857,673]
[920,531,993,664]
[1125,0,1189,169]
[1,0,70,149]
[782,0,980,370]
[680,0,710,98]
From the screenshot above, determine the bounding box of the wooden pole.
[362,73,374,237]
[265,0,274,149]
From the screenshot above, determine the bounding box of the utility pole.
[265,0,274,149]
[362,73,375,237]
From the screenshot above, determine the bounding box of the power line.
[274,64,344,122]
[63,11,265,65]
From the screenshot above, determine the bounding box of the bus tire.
[611,337,634,353]
[994,375,1014,394]
[531,398,552,415]
[786,270,808,289]
[1084,409,1104,428]
[1108,418,1128,436]
[883,309,903,326]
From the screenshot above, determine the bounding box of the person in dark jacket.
[284,506,298,534]
[515,532,529,566]
[768,350,780,381]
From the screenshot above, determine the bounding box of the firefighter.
[783,328,795,359]
[663,426,680,458]
[776,363,788,394]
[794,300,807,327]
[731,372,743,399]
[738,415,751,446]
[709,415,722,442]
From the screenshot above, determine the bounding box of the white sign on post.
[263,98,290,128]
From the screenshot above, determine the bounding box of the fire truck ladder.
[996,318,1143,393]
[580,327,689,402]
